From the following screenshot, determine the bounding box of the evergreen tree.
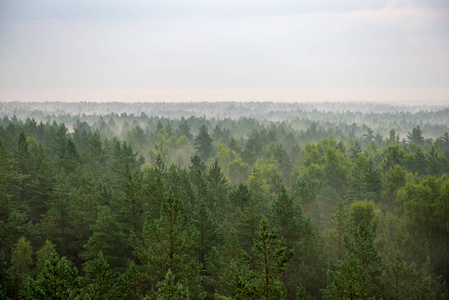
[194,125,213,161]
[194,200,223,266]
[325,200,353,261]
[121,169,146,235]
[345,220,380,271]
[189,154,207,213]
[236,196,262,253]
[118,260,150,299]
[27,146,55,224]
[83,206,128,270]
[0,139,18,203]
[381,252,422,299]
[10,236,33,298]
[207,158,229,214]
[35,240,56,272]
[233,218,293,299]
[178,118,193,140]
[363,128,375,144]
[84,251,119,299]
[324,254,373,300]
[40,175,73,256]
[132,192,204,298]
[20,252,84,299]
[293,217,327,298]
[295,284,313,300]
[156,269,190,300]
[344,219,381,297]
[15,131,31,204]
[407,125,424,146]
[269,186,302,249]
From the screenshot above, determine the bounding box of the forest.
[1,101,449,299]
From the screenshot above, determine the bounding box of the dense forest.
[1,101,449,299]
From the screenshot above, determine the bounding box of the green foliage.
[84,251,119,299]
[194,125,213,161]
[133,192,204,298]
[156,269,190,300]
[194,200,223,265]
[325,201,353,261]
[234,218,293,299]
[407,125,425,146]
[324,254,374,300]
[83,205,127,270]
[36,240,56,272]
[21,252,84,299]
[296,284,313,300]
[1,105,448,298]
[344,220,380,271]
[11,236,33,277]
[350,199,380,232]
[269,186,303,249]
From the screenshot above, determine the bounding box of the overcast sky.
[0,0,448,103]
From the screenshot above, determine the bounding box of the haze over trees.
[0,101,448,299]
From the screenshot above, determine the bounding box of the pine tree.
[234,218,293,299]
[295,284,313,300]
[121,169,146,235]
[194,200,223,266]
[407,126,424,146]
[324,254,373,300]
[10,236,33,298]
[363,128,375,144]
[325,200,353,261]
[207,158,229,214]
[293,217,327,298]
[178,118,193,140]
[344,220,380,271]
[84,251,119,299]
[194,125,213,161]
[380,252,422,299]
[27,146,55,224]
[132,192,204,298]
[0,139,19,207]
[40,175,73,256]
[35,240,56,272]
[15,131,31,204]
[269,186,303,249]
[344,219,381,297]
[236,196,262,253]
[83,206,127,270]
[20,252,84,299]
[189,154,207,213]
[156,269,190,300]
[118,260,150,299]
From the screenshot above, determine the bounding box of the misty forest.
[1,101,449,300]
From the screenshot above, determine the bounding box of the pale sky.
[0,0,448,104]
